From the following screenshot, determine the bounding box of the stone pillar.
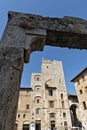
[0,14,46,129]
[0,18,26,129]
[0,46,24,130]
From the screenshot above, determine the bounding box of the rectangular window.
[61,93,63,99]
[63,112,66,118]
[64,121,68,127]
[48,90,53,96]
[49,101,54,107]
[50,113,55,118]
[37,99,40,103]
[83,101,87,110]
[62,101,65,108]
[26,104,29,109]
[36,108,40,114]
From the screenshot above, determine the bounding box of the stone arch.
[23,120,30,124]
[70,104,82,128]
[0,11,87,130]
[70,103,78,111]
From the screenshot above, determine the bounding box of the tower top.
[42,59,52,64]
[42,58,61,64]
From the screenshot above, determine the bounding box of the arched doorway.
[70,104,82,128]
[23,121,30,130]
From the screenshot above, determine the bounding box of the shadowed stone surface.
[8,11,87,50]
[0,11,87,130]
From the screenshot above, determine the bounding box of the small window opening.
[83,101,87,110]
[18,114,20,118]
[49,101,54,107]
[26,104,29,109]
[61,93,63,99]
[48,90,53,96]
[37,99,40,103]
[79,89,83,94]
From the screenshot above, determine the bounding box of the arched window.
[34,75,41,81]
[34,96,41,103]
[37,88,40,91]
[34,85,41,91]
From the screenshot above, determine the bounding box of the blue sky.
[0,0,87,94]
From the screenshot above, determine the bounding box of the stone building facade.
[71,67,87,130]
[15,59,72,130]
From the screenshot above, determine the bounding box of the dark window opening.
[23,124,29,130]
[64,121,68,127]
[63,112,66,118]
[61,93,63,99]
[50,113,55,118]
[26,104,29,109]
[37,77,39,81]
[49,90,53,96]
[49,101,54,107]
[18,114,20,118]
[23,114,25,118]
[79,89,83,94]
[83,101,87,110]
[62,101,65,108]
[51,121,55,130]
[37,99,40,103]
[36,120,41,130]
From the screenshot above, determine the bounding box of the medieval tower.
[15,59,72,130]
